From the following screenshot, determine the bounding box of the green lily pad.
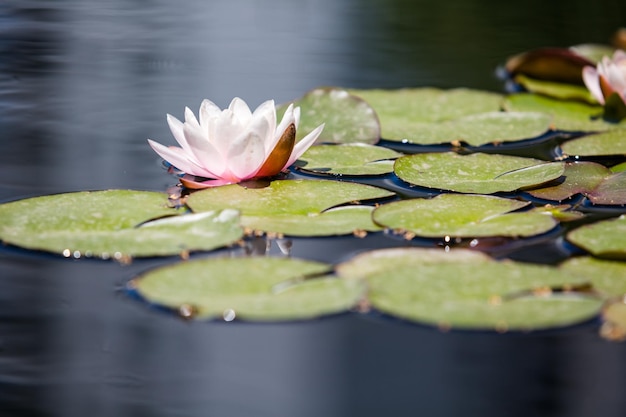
[372,194,557,238]
[560,257,626,297]
[567,215,626,259]
[513,74,596,103]
[186,179,394,236]
[337,248,601,330]
[132,257,364,321]
[561,130,626,157]
[0,190,244,259]
[394,152,565,194]
[612,162,626,173]
[601,301,626,341]
[350,88,503,141]
[385,111,552,146]
[278,87,380,145]
[503,93,626,132]
[297,143,401,176]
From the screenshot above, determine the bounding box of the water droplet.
[62,249,71,258]
[73,250,81,259]
[223,309,236,322]
[178,304,197,319]
[444,235,451,243]
[469,239,479,247]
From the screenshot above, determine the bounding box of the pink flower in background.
[582,50,626,105]
[148,98,324,189]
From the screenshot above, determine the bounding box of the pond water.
[2,1,626,416]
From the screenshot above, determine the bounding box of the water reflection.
[2,0,626,416]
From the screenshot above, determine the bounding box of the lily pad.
[0,190,244,259]
[504,47,594,85]
[132,257,364,321]
[385,111,552,146]
[567,215,626,259]
[513,74,596,103]
[278,87,380,145]
[527,162,609,202]
[186,179,394,236]
[503,93,626,132]
[372,194,557,238]
[561,130,626,157]
[601,301,626,341]
[297,143,401,176]
[337,248,601,330]
[349,88,503,141]
[560,257,626,297]
[394,152,565,194]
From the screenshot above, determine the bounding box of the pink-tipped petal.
[283,123,325,169]
[180,175,234,189]
[147,139,218,178]
[166,114,197,158]
[583,66,604,104]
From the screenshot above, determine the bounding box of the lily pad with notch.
[394,152,565,194]
[0,190,244,259]
[372,194,557,238]
[186,179,394,236]
[131,256,364,321]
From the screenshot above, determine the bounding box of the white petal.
[199,99,222,128]
[213,108,245,156]
[251,100,278,152]
[184,107,200,128]
[228,97,253,126]
[275,103,295,143]
[147,139,218,178]
[582,66,604,104]
[183,122,226,176]
[166,114,197,159]
[226,129,267,180]
[606,62,626,93]
[283,123,324,169]
[294,106,301,128]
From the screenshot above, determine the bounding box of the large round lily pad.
[297,144,401,176]
[350,88,503,141]
[337,248,601,330]
[186,179,394,236]
[394,152,565,194]
[132,256,364,321]
[567,215,626,259]
[561,130,626,157]
[0,190,244,259]
[386,111,552,146]
[278,87,380,145]
[372,194,557,238]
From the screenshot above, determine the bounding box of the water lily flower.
[582,50,626,106]
[148,98,324,188]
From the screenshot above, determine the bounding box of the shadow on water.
[2,1,626,416]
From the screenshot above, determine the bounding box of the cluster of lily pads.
[1,42,625,338]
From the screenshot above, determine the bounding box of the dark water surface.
[2,1,626,416]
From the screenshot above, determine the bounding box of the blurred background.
[1,1,626,416]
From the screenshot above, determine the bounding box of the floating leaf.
[337,248,601,330]
[601,301,626,341]
[297,143,401,176]
[561,130,626,157]
[350,88,502,141]
[186,179,393,236]
[132,257,364,321]
[567,215,626,259]
[278,87,380,145]
[560,257,626,297]
[394,152,564,194]
[503,93,626,132]
[372,194,557,238]
[0,190,243,259]
[513,74,596,103]
[383,111,552,146]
